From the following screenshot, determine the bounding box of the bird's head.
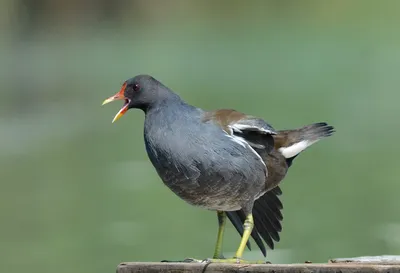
[102,75,164,123]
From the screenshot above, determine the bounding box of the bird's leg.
[162,211,227,263]
[204,213,264,264]
[165,213,263,264]
[234,213,253,261]
[213,211,226,259]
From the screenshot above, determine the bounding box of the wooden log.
[117,261,400,273]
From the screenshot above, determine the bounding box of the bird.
[102,75,334,263]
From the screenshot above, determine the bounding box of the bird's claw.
[185,258,204,263]
[160,258,203,263]
[200,257,266,264]
[161,257,268,264]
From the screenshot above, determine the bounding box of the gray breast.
[143,106,266,211]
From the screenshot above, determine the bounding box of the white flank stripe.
[225,134,246,148]
[278,140,310,158]
[225,134,266,168]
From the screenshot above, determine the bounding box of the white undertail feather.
[278,140,318,158]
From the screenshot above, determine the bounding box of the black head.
[102,75,177,122]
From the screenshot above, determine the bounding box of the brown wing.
[203,109,276,152]
[202,109,248,134]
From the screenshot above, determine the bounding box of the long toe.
[161,258,203,263]
[203,258,267,264]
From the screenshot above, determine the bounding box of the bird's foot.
[161,257,269,264]
[202,257,267,264]
[160,258,203,263]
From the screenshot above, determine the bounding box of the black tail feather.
[256,196,283,231]
[270,186,282,196]
[253,205,280,243]
[285,154,298,167]
[226,186,283,257]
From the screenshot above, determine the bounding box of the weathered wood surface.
[330,255,400,264]
[117,261,400,273]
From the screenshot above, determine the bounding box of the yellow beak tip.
[111,114,122,123]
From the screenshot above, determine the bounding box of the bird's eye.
[133,84,140,91]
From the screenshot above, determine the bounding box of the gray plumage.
[143,95,268,213]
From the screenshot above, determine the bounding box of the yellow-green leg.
[162,212,229,263]
[213,211,226,259]
[162,212,265,264]
[206,213,265,264]
[234,214,253,260]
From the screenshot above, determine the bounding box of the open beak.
[102,83,129,123]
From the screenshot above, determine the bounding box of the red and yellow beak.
[102,83,129,123]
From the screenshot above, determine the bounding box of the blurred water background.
[1,1,400,273]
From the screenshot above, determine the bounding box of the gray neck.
[145,91,186,113]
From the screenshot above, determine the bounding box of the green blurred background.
[1,1,400,272]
